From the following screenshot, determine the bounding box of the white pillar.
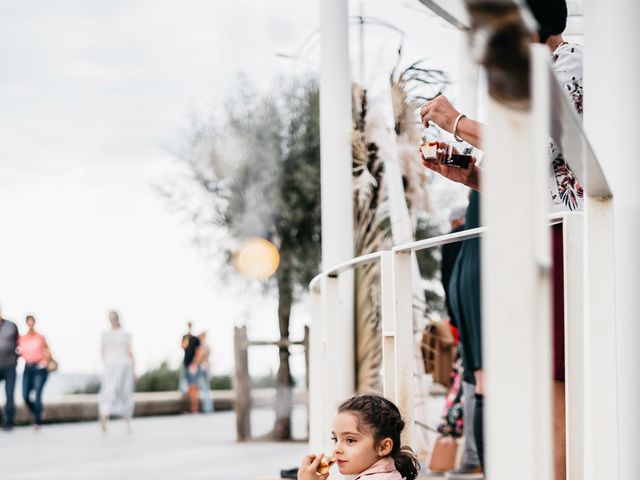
[309,285,325,452]
[584,1,640,478]
[482,45,553,480]
[582,197,618,480]
[380,252,398,402]
[458,29,478,119]
[392,250,415,448]
[563,213,585,480]
[319,0,355,426]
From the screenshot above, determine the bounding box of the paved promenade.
[0,407,308,480]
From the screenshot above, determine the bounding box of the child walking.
[298,394,421,480]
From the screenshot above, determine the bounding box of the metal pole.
[319,0,355,428]
[482,44,553,480]
[584,1,640,478]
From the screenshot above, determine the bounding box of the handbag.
[428,435,459,473]
[47,358,58,373]
[422,320,456,386]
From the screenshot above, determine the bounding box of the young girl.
[298,394,421,480]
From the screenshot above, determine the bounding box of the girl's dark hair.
[338,394,420,480]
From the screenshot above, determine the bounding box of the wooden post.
[303,325,310,391]
[234,325,251,441]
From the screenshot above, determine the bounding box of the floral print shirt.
[548,43,585,212]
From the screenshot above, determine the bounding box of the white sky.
[0,0,461,377]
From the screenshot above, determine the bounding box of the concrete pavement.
[0,407,308,480]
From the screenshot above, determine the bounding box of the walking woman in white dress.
[99,311,135,432]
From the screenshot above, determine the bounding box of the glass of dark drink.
[419,125,472,169]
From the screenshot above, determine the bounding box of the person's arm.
[420,95,485,149]
[193,345,204,366]
[40,338,52,368]
[128,344,137,382]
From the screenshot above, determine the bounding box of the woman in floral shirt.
[418,2,580,477]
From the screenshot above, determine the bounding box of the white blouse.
[102,329,132,366]
[548,42,585,212]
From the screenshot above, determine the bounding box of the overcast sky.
[0,0,462,377]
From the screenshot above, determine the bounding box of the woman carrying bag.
[18,315,55,429]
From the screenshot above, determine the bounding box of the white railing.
[308,1,626,479]
[308,212,582,453]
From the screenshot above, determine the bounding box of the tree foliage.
[162,77,320,439]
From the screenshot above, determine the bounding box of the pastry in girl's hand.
[316,455,336,475]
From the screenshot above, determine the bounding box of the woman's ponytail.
[393,445,420,480]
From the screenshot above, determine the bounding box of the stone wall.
[15,388,307,426]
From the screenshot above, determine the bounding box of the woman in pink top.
[297,394,421,480]
[18,315,51,428]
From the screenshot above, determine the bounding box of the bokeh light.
[234,237,280,280]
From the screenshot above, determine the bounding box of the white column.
[392,250,415,448]
[319,0,355,424]
[458,29,478,119]
[320,0,353,271]
[563,213,585,480]
[482,45,553,480]
[309,285,325,452]
[380,251,398,402]
[582,197,619,480]
[584,1,640,479]
[321,275,343,453]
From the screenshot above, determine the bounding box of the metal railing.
[308,212,583,451]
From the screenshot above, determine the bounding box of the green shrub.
[71,380,101,394]
[210,374,232,390]
[135,362,179,392]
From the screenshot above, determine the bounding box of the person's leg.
[474,393,485,472]
[32,368,49,426]
[197,369,213,413]
[99,367,114,432]
[461,381,480,467]
[553,381,567,480]
[185,367,199,413]
[0,368,5,427]
[22,365,36,419]
[4,366,16,429]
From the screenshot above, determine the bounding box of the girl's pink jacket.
[352,457,402,480]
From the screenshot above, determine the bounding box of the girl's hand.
[298,453,328,480]
[419,144,481,191]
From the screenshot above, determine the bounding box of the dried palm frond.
[390,58,450,227]
[352,84,391,394]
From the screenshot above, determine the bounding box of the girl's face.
[331,411,381,475]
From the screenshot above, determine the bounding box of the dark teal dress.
[448,189,482,385]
